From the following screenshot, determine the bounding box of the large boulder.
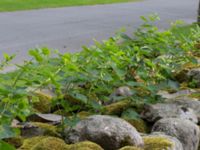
[141,103,198,123]
[65,115,144,150]
[152,118,200,150]
[143,132,183,150]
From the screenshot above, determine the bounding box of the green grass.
[0,0,140,12]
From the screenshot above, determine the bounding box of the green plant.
[0,15,199,148]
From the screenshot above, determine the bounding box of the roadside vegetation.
[0,15,199,149]
[0,0,139,12]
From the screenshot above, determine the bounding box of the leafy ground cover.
[0,0,139,12]
[0,15,199,149]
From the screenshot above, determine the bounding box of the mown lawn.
[0,0,140,12]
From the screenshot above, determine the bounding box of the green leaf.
[3,53,10,61]
[0,141,16,150]
[29,49,43,62]
[126,81,145,88]
[64,116,80,128]
[89,101,102,111]
[121,108,140,120]
[70,92,88,104]
[140,16,148,22]
[0,125,20,140]
[41,47,51,56]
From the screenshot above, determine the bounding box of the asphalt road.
[0,0,199,66]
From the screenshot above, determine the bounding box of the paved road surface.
[0,0,198,67]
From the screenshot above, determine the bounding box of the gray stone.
[152,118,200,150]
[175,67,200,88]
[108,86,133,104]
[171,99,200,122]
[65,115,143,150]
[143,132,183,150]
[141,103,198,123]
[157,89,197,100]
[187,68,200,87]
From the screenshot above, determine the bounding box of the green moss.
[53,109,64,115]
[188,92,200,100]
[68,148,92,150]
[18,136,48,150]
[124,118,148,133]
[103,100,131,115]
[19,136,67,150]
[31,122,60,137]
[4,136,24,148]
[119,146,143,150]
[76,111,92,119]
[143,137,173,150]
[31,137,68,150]
[32,90,53,113]
[66,141,103,150]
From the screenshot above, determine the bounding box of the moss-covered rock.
[66,115,144,150]
[20,122,60,138]
[119,146,143,150]
[31,137,68,150]
[124,118,149,133]
[18,136,48,150]
[32,89,54,113]
[19,136,67,150]
[67,148,92,150]
[103,100,131,115]
[76,111,92,119]
[142,134,184,150]
[31,122,60,137]
[143,136,173,150]
[66,141,103,150]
